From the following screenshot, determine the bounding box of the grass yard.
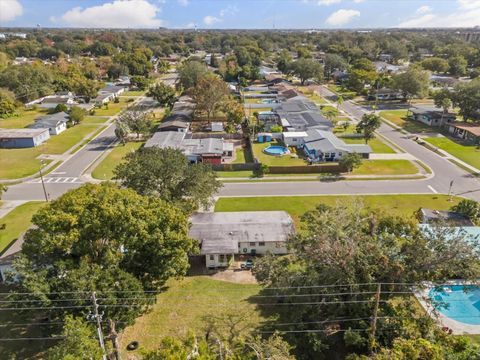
[352,160,418,176]
[91,141,143,180]
[0,201,45,254]
[121,90,146,96]
[216,170,254,178]
[252,141,307,166]
[215,194,462,225]
[119,277,262,357]
[82,116,110,124]
[424,137,480,170]
[380,110,433,134]
[232,147,246,164]
[93,97,135,116]
[343,137,396,154]
[0,108,49,129]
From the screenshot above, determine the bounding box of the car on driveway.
[240,259,253,270]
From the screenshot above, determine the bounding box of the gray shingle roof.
[189,211,295,255]
[31,112,69,128]
[0,128,49,139]
[144,131,186,149]
[304,129,371,154]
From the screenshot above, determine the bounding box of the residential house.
[448,124,480,144]
[95,85,126,105]
[38,93,77,109]
[282,131,308,147]
[411,105,456,127]
[275,99,333,131]
[29,112,69,135]
[145,131,233,164]
[303,128,371,162]
[368,88,403,101]
[0,128,50,148]
[189,211,295,269]
[157,120,190,133]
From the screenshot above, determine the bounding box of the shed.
[257,132,273,143]
[0,128,50,148]
[211,122,224,132]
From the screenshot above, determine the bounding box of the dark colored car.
[241,259,253,270]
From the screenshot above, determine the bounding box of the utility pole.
[39,160,49,202]
[448,179,455,202]
[91,292,107,360]
[108,319,121,360]
[369,283,381,354]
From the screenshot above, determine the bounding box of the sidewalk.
[0,200,27,218]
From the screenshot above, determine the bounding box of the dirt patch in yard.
[210,269,258,284]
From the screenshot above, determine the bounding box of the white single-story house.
[95,85,126,105]
[211,122,224,132]
[0,128,50,148]
[29,112,69,135]
[411,106,456,127]
[282,131,308,147]
[189,211,295,269]
[448,124,480,144]
[303,129,371,162]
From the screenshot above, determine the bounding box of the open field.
[121,90,146,96]
[119,276,262,357]
[0,108,50,129]
[352,160,418,175]
[91,141,143,180]
[0,123,100,179]
[424,137,480,170]
[0,201,45,254]
[215,194,462,225]
[380,110,433,134]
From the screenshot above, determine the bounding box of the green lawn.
[0,124,100,179]
[424,137,480,170]
[82,116,110,124]
[252,141,307,166]
[121,90,146,96]
[232,147,246,164]
[119,277,262,357]
[0,201,45,254]
[343,137,395,154]
[216,170,254,178]
[92,97,135,116]
[91,141,143,180]
[352,160,418,176]
[380,110,433,134]
[215,194,462,225]
[0,108,50,129]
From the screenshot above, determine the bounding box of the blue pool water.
[428,285,480,325]
[264,145,288,156]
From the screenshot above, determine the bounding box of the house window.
[259,242,265,246]
[249,242,256,246]
[209,255,214,261]
[292,138,297,142]
[338,152,342,157]
[219,254,225,263]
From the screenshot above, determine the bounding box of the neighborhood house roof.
[419,208,474,226]
[419,225,480,249]
[31,112,69,128]
[282,131,308,138]
[450,124,480,137]
[144,131,185,149]
[183,137,224,156]
[0,128,49,139]
[304,129,371,154]
[157,120,189,130]
[412,106,455,119]
[189,211,295,255]
[99,85,125,94]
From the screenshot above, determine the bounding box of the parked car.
[241,259,253,270]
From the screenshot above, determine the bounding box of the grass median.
[91,141,143,180]
[424,137,480,170]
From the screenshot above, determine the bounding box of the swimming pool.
[428,285,480,325]
[263,145,288,156]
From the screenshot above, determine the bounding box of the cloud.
[53,0,163,28]
[326,9,360,26]
[318,0,341,5]
[398,0,480,28]
[203,15,222,25]
[178,0,189,6]
[0,0,23,22]
[416,5,431,14]
[185,22,195,28]
[352,0,365,3]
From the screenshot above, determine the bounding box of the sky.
[0,0,479,29]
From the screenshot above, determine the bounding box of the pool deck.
[415,282,480,335]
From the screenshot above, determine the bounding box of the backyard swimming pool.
[263,145,289,156]
[429,285,480,325]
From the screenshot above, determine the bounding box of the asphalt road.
[3,87,480,202]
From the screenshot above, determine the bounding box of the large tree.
[290,58,324,85]
[177,59,208,90]
[450,78,480,122]
[13,183,196,324]
[253,201,480,359]
[117,110,153,139]
[0,87,17,117]
[392,66,430,103]
[356,113,381,144]
[114,147,222,211]
[148,82,176,108]
[190,73,230,121]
